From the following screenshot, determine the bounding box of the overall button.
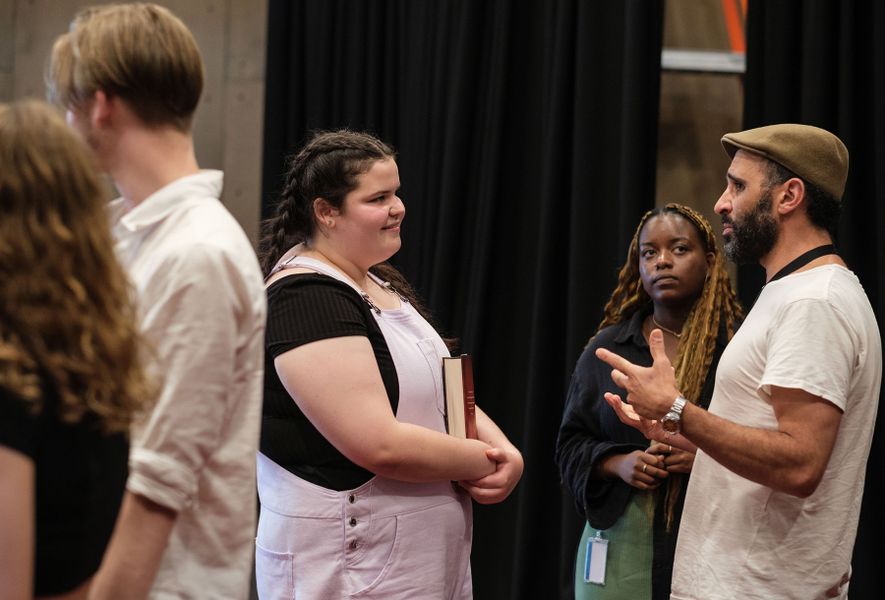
[349,517,357,527]
[349,539,358,550]
[348,494,355,503]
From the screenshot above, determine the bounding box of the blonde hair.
[47,3,204,131]
[0,100,152,432]
[596,203,744,529]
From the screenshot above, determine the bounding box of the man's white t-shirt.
[672,265,881,600]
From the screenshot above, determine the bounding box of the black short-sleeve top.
[0,385,128,596]
[261,273,399,491]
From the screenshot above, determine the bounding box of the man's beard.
[722,190,779,265]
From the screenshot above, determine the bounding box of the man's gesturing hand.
[595,329,682,421]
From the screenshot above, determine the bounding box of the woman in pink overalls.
[256,130,523,599]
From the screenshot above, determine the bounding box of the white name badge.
[583,530,608,585]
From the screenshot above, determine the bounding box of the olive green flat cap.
[721,124,849,200]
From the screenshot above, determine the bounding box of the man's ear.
[89,90,114,128]
[777,177,806,216]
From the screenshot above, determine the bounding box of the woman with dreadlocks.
[255,129,522,599]
[555,203,743,600]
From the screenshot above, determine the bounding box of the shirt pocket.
[255,540,294,600]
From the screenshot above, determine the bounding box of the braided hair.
[259,129,434,323]
[596,203,744,530]
[259,130,393,274]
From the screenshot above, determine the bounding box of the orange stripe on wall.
[721,0,746,54]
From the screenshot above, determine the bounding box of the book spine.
[462,354,478,439]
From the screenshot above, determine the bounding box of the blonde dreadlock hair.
[597,203,744,530]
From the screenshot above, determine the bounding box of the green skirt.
[574,491,654,600]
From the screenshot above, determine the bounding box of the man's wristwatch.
[661,396,687,436]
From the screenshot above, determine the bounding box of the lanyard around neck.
[768,244,838,283]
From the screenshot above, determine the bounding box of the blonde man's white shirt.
[110,170,266,599]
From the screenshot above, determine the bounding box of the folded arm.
[275,336,497,482]
[458,407,524,504]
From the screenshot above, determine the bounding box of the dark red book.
[442,354,478,439]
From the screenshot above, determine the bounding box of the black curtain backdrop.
[742,2,885,599]
[261,1,664,598]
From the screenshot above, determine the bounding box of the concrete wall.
[0,0,267,244]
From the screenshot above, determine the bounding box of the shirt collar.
[610,305,737,350]
[612,307,651,348]
[110,170,223,234]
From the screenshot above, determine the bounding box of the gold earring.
[327,220,333,227]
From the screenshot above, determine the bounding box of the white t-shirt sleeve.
[761,297,856,411]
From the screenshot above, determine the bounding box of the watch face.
[661,417,678,433]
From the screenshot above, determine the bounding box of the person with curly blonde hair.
[556,203,742,600]
[0,100,153,599]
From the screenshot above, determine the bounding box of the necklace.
[360,279,409,314]
[652,316,683,339]
[281,249,409,314]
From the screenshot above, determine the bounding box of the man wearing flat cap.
[597,123,881,599]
